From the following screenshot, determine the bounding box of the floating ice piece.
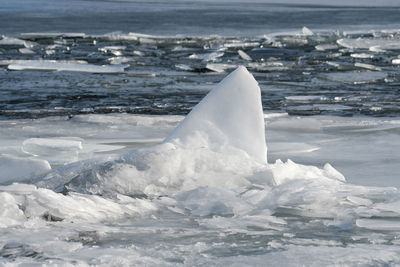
[97,32,139,41]
[206,63,237,73]
[224,41,259,48]
[393,59,400,65]
[164,66,267,163]
[45,49,55,55]
[315,44,338,51]
[356,219,400,231]
[247,62,290,72]
[354,62,382,71]
[320,71,387,84]
[99,46,127,53]
[0,59,88,66]
[0,36,37,47]
[175,64,194,71]
[350,53,374,59]
[302,26,314,36]
[189,52,224,62]
[0,154,51,184]
[8,61,127,73]
[18,48,35,54]
[238,50,252,61]
[337,38,400,51]
[285,95,327,102]
[107,56,135,65]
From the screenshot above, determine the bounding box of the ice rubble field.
[1,67,400,265]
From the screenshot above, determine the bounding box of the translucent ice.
[0,154,51,184]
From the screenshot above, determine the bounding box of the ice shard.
[164,66,267,163]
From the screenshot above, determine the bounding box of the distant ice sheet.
[21,32,86,39]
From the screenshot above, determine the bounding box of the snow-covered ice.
[1,67,400,265]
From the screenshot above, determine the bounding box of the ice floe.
[337,38,400,51]
[320,71,387,84]
[7,61,127,73]
[0,155,51,184]
[0,36,37,47]
[238,49,252,61]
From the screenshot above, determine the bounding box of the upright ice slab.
[164,66,267,163]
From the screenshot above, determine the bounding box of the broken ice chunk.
[18,48,35,54]
[302,26,314,36]
[8,61,127,73]
[315,44,338,51]
[189,52,224,62]
[238,50,252,61]
[0,36,37,47]
[206,63,237,73]
[320,71,387,84]
[0,154,51,184]
[22,138,83,164]
[354,63,382,71]
[392,58,400,65]
[337,38,400,51]
[350,53,374,59]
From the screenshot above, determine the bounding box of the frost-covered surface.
[1,68,400,265]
